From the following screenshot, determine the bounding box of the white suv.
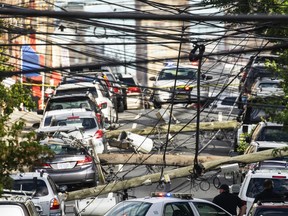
[238,169,288,213]
[54,81,118,123]
[149,63,212,108]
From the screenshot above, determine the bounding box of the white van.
[238,169,288,213]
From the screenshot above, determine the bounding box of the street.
[11,105,240,215]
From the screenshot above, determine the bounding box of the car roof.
[56,82,97,89]
[258,121,283,127]
[10,172,49,180]
[49,93,94,100]
[162,64,198,70]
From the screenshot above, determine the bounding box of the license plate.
[56,162,74,169]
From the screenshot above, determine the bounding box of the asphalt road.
[10,105,240,216]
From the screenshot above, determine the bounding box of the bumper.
[39,164,96,186]
[154,90,208,103]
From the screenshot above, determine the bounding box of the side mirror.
[149,76,156,81]
[205,75,213,80]
[37,109,44,115]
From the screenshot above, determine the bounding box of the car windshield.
[120,77,136,86]
[246,178,288,198]
[51,117,97,129]
[256,126,288,142]
[48,144,87,155]
[12,179,48,197]
[105,201,152,216]
[221,97,237,106]
[258,82,281,88]
[158,68,197,80]
[46,99,93,111]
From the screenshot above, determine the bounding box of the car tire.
[153,100,162,109]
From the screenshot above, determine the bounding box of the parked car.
[37,93,105,128]
[104,192,232,216]
[209,92,240,116]
[35,139,98,189]
[117,73,144,110]
[36,108,106,154]
[247,200,288,216]
[238,53,280,93]
[238,169,288,213]
[250,77,284,97]
[101,69,127,112]
[7,172,65,216]
[0,195,40,216]
[54,80,118,123]
[149,63,213,108]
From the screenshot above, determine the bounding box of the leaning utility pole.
[64,147,287,201]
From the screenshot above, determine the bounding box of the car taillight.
[96,113,102,123]
[99,102,107,109]
[50,198,60,210]
[77,156,93,166]
[128,87,141,93]
[42,163,51,169]
[272,175,286,179]
[113,87,119,93]
[95,129,103,138]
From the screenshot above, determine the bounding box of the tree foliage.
[0,48,52,194]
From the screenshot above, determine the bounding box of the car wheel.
[153,100,162,109]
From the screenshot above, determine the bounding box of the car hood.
[153,79,197,88]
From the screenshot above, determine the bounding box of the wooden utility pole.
[98,154,228,167]
[65,147,287,201]
[105,120,239,139]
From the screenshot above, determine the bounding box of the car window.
[12,179,48,197]
[257,126,288,141]
[47,99,93,111]
[56,88,98,98]
[193,202,230,216]
[246,178,288,198]
[105,201,152,216]
[48,144,87,155]
[47,176,58,195]
[163,202,194,216]
[158,68,197,80]
[221,97,237,106]
[52,117,97,129]
[120,77,136,86]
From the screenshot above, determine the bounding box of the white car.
[104,192,232,216]
[54,80,118,123]
[118,73,143,110]
[250,77,284,97]
[149,64,213,108]
[36,108,106,154]
[238,169,288,213]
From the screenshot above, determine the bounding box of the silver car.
[8,172,65,216]
[35,141,97,189]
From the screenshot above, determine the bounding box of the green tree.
[202,0,288,124]
[0,48,51,194]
